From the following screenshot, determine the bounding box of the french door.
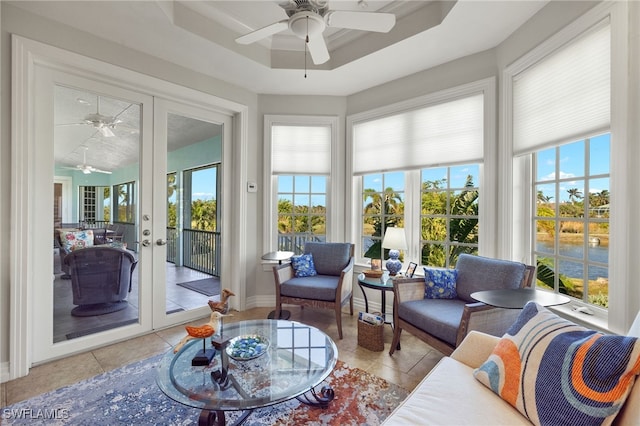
[24,55,232,364]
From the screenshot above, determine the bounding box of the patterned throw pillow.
[59,230,94,253]
[291,254,317,278]
[423,267,458,299]
[473,302,640,426]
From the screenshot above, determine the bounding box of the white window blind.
[352,94,484,174]
[513,21,610,156]
[272,125,331,174]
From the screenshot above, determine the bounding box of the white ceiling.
[9,0,548,96]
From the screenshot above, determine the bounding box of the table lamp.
[382,227,407,276]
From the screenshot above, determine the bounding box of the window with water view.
[533,134,610,308]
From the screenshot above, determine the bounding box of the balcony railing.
[166,228,220,277]
[277,234,325,254]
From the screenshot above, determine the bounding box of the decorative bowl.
[363,269,384,278]
[226,334,270,361]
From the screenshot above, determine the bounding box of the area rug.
[176,277,220,297]
[2,354,408,425]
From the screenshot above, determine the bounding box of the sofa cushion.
[424,267,458,299]
[398,298,467,346]
[384,356,531,426]
[304,242,351,276]
[455,254,525,303]
[291,254,317,277]
[59,230,94,253]
[474,302,640,426]
[280,275,338,301]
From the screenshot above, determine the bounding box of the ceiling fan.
[57,96,127,137]
[62,147,112,175]
[235,0,396,65]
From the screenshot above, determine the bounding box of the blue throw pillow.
[424,267,458,299]
[291,254,317,277]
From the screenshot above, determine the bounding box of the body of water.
[536,240,608,280]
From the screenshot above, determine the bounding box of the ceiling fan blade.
[325,11,396,33]
[307,34,330,65]
[236,20,289,45]
[91,168,112,175]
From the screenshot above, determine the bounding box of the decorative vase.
[386,249,402,276]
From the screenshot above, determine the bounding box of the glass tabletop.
[357,273,394,290]
[157,319,337,412]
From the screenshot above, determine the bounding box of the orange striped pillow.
[474,302,640,426]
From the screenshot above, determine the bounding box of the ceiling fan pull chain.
[304,16,309,78]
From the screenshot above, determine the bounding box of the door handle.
[141,240,151,247]
[156,239,167,246]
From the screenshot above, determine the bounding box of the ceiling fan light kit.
[235,0,396,67]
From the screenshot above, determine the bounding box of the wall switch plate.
[247,181,258,193]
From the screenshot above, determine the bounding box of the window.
[533,135,610,308]
[361,172,405,260]
[507,16,611,313]
[264,115,338,255]
[79,185,110,225]
[277,175,327,252]
[350,80,493,268]
[420,165,479,267]
[113,181,135,223]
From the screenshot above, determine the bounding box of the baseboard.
[245,295,378,316]
[1,361,10,383]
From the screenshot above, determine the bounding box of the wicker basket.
[357,316,384,352]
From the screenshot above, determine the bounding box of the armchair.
[390,254,535,356]
[63,246,137,316]
[272,242,354,339]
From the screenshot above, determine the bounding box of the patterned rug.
[2,355,408,425]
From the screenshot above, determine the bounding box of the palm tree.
[567,188,583,204]
[363,187,403,259]
[537,190,552,203]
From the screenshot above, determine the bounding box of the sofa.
[390,254,535,356]
[384,303,640,426]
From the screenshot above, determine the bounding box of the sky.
[536,133,610,204]
[190,167,217,201]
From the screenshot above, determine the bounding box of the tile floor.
[1,306,444,409]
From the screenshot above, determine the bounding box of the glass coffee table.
[157,319,338,426]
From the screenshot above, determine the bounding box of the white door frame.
[10,35,248,378]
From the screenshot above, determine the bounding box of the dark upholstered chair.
[272,242,354,339]
[390,254,535,356]
[63,246,137,316]
[56,229,95,279]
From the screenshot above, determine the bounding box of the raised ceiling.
[8,0,548,96]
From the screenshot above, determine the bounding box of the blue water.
[536,241,608,280]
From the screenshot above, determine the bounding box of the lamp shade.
[381,227,407,276]
[382,227,408,250]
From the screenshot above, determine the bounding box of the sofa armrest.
[450,331,500,368]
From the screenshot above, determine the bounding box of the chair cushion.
[424,267,458,299]
[291,254,317,277]
[474,302,640,426]
[59,230,94,253]
[304,242,351,276]
[455,254,525,303]
[398,298,467,346]
[281,275,339,302]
